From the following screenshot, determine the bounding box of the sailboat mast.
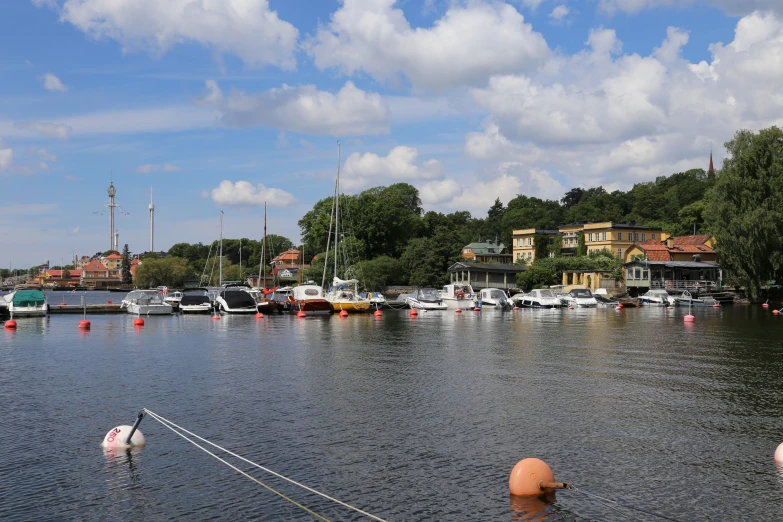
[260,202,266,289]
[334,142,340,282]
[219,210,223,286]
[239,238,242,282]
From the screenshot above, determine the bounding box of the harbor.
[3,304,783,520]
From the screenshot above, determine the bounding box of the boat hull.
[8,306,48,317]
[127,304,173,315]
[179,304,213,313]
[329,301,371,313]
[441,297,476,309]
[292,299,333,316]
[518,299,561,309]
[407,299,447,310]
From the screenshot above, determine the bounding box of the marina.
[2,303,783,520]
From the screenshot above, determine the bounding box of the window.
[516,253,521,259]
[634,232,639,241]
[617,248,623,258]
[588,233,593,242]
[617,232,622,241]
[528,252,532,260]
[642,270,649,279]
[634,268,642,279]
[627,268,634,280]
[651,233,657,240]
[602,232,607,241]
[528,238,532,246]
[642,233,646,241]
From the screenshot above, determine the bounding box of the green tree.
[485,198,505,243]
[121,244,132,284]
[347,256,404,291]
[501,195,564,246]
[134,257,192,288]
[705,127,783,297]
[576,232,587,256]
[533,234,550,261]
[62,269,71,280]
[400,227,461,287]
[560,187,585,209]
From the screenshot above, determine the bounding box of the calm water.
[2,296,783,521]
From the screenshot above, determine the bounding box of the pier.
[49,304,125,314]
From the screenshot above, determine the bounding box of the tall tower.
[149,186,155,252]
[107,181,117,251]
[114,230,119,252]
[708,152,714,174]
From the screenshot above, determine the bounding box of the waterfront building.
[460,241,512,264]
[623,235,716,263]
[582,222,666,259]
[623,259,721,293]
[448,261,524,291]
[510,229,559,263]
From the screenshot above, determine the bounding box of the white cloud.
[305,0,549,91]
[0,141,13,172]
[465,12,783,191]
[55,0,298,69]
[41,73,68,92]
[13,121,71,139]
[199,80,389,136]
[341,146,444,190]
[598,0,783,16]
[135,163,182,174]
[549,5,570,22]
[448,172,523,212]
[419,178,463,205]
[72,226,80,234]
[208,180,297,207]
[29,147,57,162]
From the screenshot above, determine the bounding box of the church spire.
[708,150,714,174]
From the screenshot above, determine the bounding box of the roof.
[105,253,122,259]
[624,260,719,269]
[46,269,82,278]
[463,242,507,254]
[84,260,107,270]
[271,249,300,262]
[672,235,710,246]
[448,262,525,273]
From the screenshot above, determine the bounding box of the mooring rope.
[143,409,388,522]
[571,487,681,522]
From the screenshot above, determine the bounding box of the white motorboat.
[513,289,562,308]
[478,288,512,309]
[215,287,258,314]
[440,283,476,309]
[405,288,447,310]
[639,289,675,306]
[179,293,213,313]
[674,290,717,307]
[3,289,48,317]
[561,288,598,308]
[164,291,183,306]
[360,291,387,309]
[121,290,173,315]
[291,285,332,315]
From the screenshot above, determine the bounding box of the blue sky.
[1,0,781,267]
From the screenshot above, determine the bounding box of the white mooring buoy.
[101,411,145,448]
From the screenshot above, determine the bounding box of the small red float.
[339,310,348,317]
[4,319,17,330]
[773,310,780,316]
[78,320,91,330]
[409,309,418,317]
[509,458,567,496]
[255,312,263,318]
[108,300,112,305]
[60,301,67,306]
[298,311,307,318]
[373,310,382,317]
[684,314,695,323]
[455,309,462,314]
[211,315,220,321]
[473,307,481,312]
[133,318,144,326]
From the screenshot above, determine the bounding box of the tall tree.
[121,244,132,284]
[705,127,783,297]
[560,187,584,209]
[485,198,505,243]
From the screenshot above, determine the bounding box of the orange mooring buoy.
[255,312,264,318]
[339,310,348,317]
[409,308,418,317]
[4,319,17,330]
[775,442,783,465]
[133,317,144,326]
[78,319,91,330]
[298,311,307,318]
[509,458,568,496]
[373,310,382,317]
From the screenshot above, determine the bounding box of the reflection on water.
[2,305,783,520]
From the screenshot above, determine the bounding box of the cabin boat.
[593,288,619,308]
[478,288,512,309]
[360,291,387,310]
[440,283,476,309]
[121,290,173,315]
[271,286,296,313]
[163,291,183,306]
[215,287,258,314]
[639,289,674,306]
[291,285,332,316]
[560,288,598,308]
[513,289,562,308]
[3,290,48,317]
[405,288,447,310]
[178,293,213,313]
[325,278,371,313]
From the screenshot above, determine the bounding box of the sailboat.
[323,143,371,313]
[255,202,283,314]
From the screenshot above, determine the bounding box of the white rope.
[143,409,389,522]
[147,410,330,521]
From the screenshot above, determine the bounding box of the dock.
[49,304,125,314]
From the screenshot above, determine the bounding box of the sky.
[1,0,782,267]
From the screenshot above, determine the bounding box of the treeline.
[297,168,714,289]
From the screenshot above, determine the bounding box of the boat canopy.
[293,286,324,300]
[13,290,45,306]
[180,295,211,305]
[332,277,359,287]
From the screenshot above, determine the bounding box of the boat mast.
[259,201,266,289]
[239,238,242,283]
[219,210,223,287]
[334,141,340,283]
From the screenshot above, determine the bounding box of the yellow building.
[510,229,559,263]
[582,222,667,259]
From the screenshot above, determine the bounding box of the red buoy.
[568,306,574,310]
[78,320,91,330]
[409,309,418,317]
[773,310,780,316]
[298,311,307,318]
[133,317,144,326]
[684,314,695,323]
[763,303,769,308]
[713,303,720,308]
[339,310,349,317]
[255,312,263,318]
[4,319,17,330]
[473,307,481,312]
[455,309,463,314]
[60,301,67,306]
[211,315,220,321]
[373,310,382,317]
[513,306,519,311]
[108,300,112,305]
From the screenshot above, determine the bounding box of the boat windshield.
[539,289,554,298]
[570,289,592,297]
[417,288,440,301]
[489,290,506,299]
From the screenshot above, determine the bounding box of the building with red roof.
[624,235,716,263]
